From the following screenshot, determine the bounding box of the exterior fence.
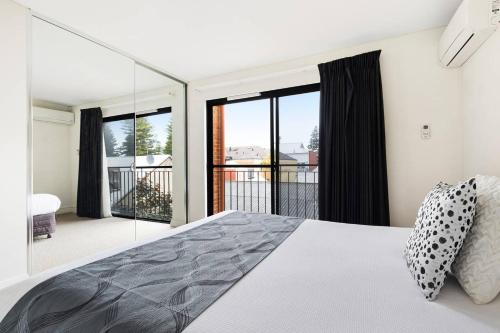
[107,166,172,223]
[212,167,319,219]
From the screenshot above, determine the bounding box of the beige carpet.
[32,214,171,274]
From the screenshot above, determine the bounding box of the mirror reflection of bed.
[31,18,183,274]
[32,194,60,239]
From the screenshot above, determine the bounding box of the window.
[103,108,173,222]
[207,84,320,219]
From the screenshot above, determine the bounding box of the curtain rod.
[194,49,383,92]
[194,64,318,92]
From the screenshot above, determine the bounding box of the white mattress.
[32,193,61,216]
[1,211,499,332]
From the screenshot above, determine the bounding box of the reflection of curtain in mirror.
[77,108,103,218]
[101,134,112,217]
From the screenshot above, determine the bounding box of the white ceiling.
[20,0,461,82]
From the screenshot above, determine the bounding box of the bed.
[32,194,61,238]
[0,211,499,332]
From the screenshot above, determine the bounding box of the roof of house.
[278,152,296,161]
[136,154,172,167]
[106,154,172,168]
[280,142,308,154]
[225,146,268,160]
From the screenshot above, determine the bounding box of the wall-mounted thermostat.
[421,124,431,140]
[492,0,500,24]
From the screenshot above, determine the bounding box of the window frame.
[102,107,173,222]
[206,83,320,216]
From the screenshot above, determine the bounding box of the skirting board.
[0,273,29,291]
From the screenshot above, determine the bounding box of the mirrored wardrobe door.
[30,17,136,274]
[134,64,187,241]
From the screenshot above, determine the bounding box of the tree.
[118,120,135,156]
[163,121,173,155]
[307,126,319,151]
[135,118,157,156]
[135,178,172,221]
[153,140,163,155]
[117,118,162,157]
[103,125,118,157]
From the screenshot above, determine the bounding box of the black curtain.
[77,108,103,218]
[318,50,390,226]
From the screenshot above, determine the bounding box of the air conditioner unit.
[439,0,499,68]
[33,107,75,125]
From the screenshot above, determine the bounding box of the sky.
[104,91,319,156]
[145,112,170,146]
[224,91,319,149]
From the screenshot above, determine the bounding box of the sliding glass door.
[277,91,320,218]
[209,99,273,214]
[207,84,320,219]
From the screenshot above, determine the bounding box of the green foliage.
[103,125,119,157]
[118,120,135,156]
[307,125,319,151]
[163,121,173,155]
[135,118,157,156]
[117,118,161,156]
[135,176,172,221]
[153,141,163,155]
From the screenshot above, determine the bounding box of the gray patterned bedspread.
[0,212,304,333]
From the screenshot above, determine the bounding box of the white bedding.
[1,211,499,332]
[32,193,61,216]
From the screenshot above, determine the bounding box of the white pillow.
[404,178,477,301]
[453,175,500,304]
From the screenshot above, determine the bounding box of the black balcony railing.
[212,166,319,219]
[108,166,172,223]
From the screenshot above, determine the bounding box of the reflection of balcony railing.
[108,166,172,223]
[212,166,318,219]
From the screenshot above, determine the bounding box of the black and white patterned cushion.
[404,178,477,300]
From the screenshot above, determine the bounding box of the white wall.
[0,0,28,286]
[188,28,464,228]
[462,30,500,178]
[33,119,74,213]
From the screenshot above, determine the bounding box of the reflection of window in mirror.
[103,108,173,225]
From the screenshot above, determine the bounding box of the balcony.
[212,166,319,219]
[108,166,172,223]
